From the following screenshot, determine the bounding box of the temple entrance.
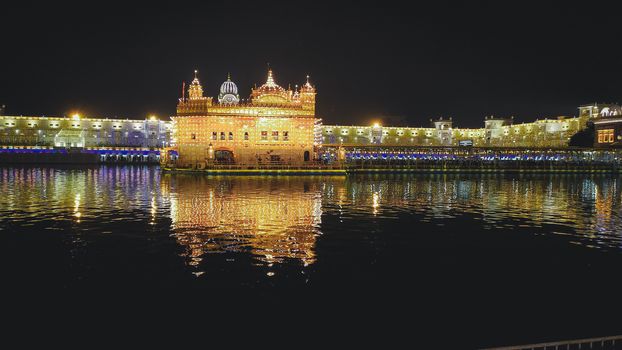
[215,149,234,163]
[304,151,310,162]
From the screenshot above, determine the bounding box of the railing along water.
[483,335,622,350]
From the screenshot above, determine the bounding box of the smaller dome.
[218,73,240,105]
[220,74,238,95]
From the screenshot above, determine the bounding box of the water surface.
[1,166,621,347]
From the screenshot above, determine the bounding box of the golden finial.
[227,72,231,80]
[194,69,198,79]
[266,68,276,86]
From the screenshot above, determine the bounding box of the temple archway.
[215,149,234,163]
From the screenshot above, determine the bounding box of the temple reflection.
[164,175,335,266]
[4,166,619,271]
[163,173,622,268]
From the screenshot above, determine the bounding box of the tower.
[299,75,316,111]
[188,70,204,100]
[176,70,212,116]
[431,117,453,146]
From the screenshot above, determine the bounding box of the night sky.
[1,2,621,127]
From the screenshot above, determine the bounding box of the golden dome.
[251,69,291,104]
[257,69,285,93]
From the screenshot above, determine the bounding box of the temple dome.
[218,74,240,105]
[220,74,238,95]
[251,69,290,104]
[257,69,285,93]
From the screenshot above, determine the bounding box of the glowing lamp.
[149,115,158,121]
[72,113,81,120]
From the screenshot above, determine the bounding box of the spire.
[188,70,204,100]
[266,69,276,87]
[227,72,231,81]
[301,74,315,92]
[293,84,300,100]
[191,69,201,85]
[299,73,315,110]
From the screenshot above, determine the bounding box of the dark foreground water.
[1,165,622,347]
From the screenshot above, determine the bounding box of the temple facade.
[167,70,319,168]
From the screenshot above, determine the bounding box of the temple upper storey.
[176,69,316,117]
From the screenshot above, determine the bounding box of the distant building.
[0,105,5,115]
[0,114,172,148]
[589,103,622,148]
[322,113,589,149]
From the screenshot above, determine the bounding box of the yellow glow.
[149,115,158,121]
[167,176,325,265]
[71,113,81,120]
[373,122,381,128]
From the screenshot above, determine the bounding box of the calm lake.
[1,166,621,347]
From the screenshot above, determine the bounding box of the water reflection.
[163,175,329,266]
[0,166,165,227]
[321,174,622,249]
[0,167,621,273]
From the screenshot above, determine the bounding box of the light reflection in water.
[163,175,327,266]
[322,174,622,249]
[0,167,622,272]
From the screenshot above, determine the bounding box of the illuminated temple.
[163,69,620,168]
[165,70,319,167]
[1,67,622,165]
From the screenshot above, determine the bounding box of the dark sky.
[1,1,621,127]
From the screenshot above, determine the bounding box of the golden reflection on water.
[163,175,334,266]
[163,173,622,268]
[320,175,622,246]
[1,167,622,270]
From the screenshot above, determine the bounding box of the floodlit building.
[322,114,589,149]
[167,70,318,167]
[0,77,611,158]
[0,114,172,148]
[589,104,622,148]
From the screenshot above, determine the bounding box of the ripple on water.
[0,168,621,268]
